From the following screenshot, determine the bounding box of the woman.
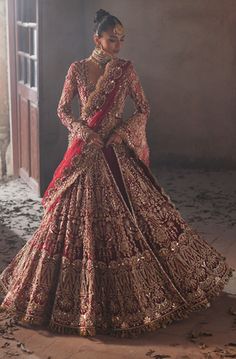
[0,9,234,338]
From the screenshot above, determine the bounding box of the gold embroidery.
[0,57,234,339]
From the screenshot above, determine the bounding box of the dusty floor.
[0,168,236,359]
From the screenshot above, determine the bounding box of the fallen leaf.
[199,331,213,337]
[146,349,156,356]
[187,330,212,341]
[2,334,15,340]
[4,351,20,357]
[202,353,213,359]
[16,341,34,354]
[188,330,199,339]
[145,350,171,358]
[199,343,208,349]
[213,347,225,353]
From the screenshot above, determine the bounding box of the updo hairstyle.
[93,9,123,36]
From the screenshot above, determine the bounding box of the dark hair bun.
[94,9,110,24]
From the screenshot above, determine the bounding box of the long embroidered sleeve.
[1,54,233,339]
[113,62,151,166]
[57,62,94,142]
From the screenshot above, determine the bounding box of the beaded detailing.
[89,47,116,69]
[0,56,234,339]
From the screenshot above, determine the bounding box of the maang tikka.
[89,23,125,69]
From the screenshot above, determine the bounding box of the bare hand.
[106,132,123,146]
[87,132,104,149]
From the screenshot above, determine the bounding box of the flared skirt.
[0,143,234,338]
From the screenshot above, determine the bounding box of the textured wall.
[80,0,236,168]
[39,0,87,192]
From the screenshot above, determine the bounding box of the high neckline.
[88,47,117,69]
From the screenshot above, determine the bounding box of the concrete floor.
[0,168,236,359]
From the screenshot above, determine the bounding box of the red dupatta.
[42,58,131,214]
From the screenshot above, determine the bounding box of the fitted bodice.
[56,56,150,161]
[75,59,128,127]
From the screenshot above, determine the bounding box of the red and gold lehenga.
[0,57,234,338]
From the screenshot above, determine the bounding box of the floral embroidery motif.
[0,56,234,339]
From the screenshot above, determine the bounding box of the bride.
[0,9,234,338]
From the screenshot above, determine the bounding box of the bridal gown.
[0,57,234,338]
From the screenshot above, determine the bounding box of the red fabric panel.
[102,145,132,214]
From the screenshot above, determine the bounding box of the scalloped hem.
[1,265,235,339]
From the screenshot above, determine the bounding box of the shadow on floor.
[0,218,26,274]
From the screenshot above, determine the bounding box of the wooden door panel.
[29,103,39,182]
[8,0,40,194]
[19,96,29,173]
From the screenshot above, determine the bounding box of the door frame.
[7,0,40,195]
[7,0,19,176]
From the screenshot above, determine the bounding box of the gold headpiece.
[95,23,125,38]
[113,23,125,37]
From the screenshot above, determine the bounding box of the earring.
[95,43,104,55]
